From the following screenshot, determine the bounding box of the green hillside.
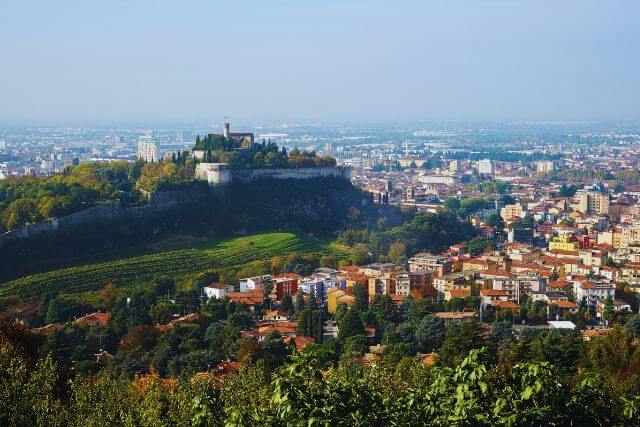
[0,232,344,302]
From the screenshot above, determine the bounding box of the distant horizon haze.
[1,0,638,124]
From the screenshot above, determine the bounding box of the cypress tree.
[338,309,365,341]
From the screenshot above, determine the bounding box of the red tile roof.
[480,289,507,296]
[74,312,110,327]
[492,301,520,309]
[449,289,472,299]
[548,280,572,288]
[554,301,578,309]
[480,270,511,278]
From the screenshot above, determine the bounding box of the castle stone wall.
[1,186,207,240]
[195,164,350,187]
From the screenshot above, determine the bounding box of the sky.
[0,0,639,125]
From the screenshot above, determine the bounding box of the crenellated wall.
[195,163,350,186]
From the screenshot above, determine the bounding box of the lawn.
[0,232,346,302]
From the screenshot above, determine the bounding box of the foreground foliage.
[2,343,639,426]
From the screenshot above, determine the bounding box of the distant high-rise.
[137,135,158,162]
[535,160,554,173]
[177,131,184,144]
[478,159,493,175]
[0,140,6,150]
[449,160,459,172]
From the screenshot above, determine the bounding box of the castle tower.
[223,118,230,139]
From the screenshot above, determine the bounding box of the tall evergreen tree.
[337,309,365,341]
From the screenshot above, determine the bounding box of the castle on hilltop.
[215,119,255,148]
[192,120,255,160]
[193,120,349,187]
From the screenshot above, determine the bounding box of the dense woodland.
[0,159,194,233]
[337,209,477,265]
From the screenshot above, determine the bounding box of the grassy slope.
[1,232,346,302]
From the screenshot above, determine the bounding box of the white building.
[418,175,459,186]
[493,274,546,304]
[137,135,159,162]
[40,159,55,172]
[347,157,364,169]
[574,281,614,308]
[0,139,6,149]
[478,159,494,175]
[239,275,272,292]
[202,284,231,300]
[299,277,337,303]
[535,160,554,173]
[547,320,576,329]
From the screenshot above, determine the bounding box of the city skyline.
[1,0,639,124]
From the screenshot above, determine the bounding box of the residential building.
[535,160,554,173]
[202,284,230,300]
[577,191,609,215]
[408,253,452,276]
[478,159,494,175]
[273,274,298,300]
[359,263,401,277]
[239,275,272,292]
[137,135,158,162]
[500,203,524,221]
[574,281,614,308]
[434,311,476,326]
[433,271,477,302]
[418,175,460,186]
[479,289,509,307]
[595,299,632,318]
[326,288,355,313]
[493,274,546,304]
[299,275,337,304]
[462,258,498,271]
[549,234,579,252]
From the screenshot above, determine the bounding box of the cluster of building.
[0,128,195,179]
[196,175,640,332]
[207,172,640,323]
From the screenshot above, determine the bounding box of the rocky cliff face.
[207,176,367,233]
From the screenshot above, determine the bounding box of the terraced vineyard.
[0,232,341,301]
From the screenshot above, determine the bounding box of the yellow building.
[549,234,579,252]
[326,288,355,314]
[433,271,477,302]
[620,225,640,248]
[462,258,497,271]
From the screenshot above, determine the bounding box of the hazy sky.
[1,0,638,124]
